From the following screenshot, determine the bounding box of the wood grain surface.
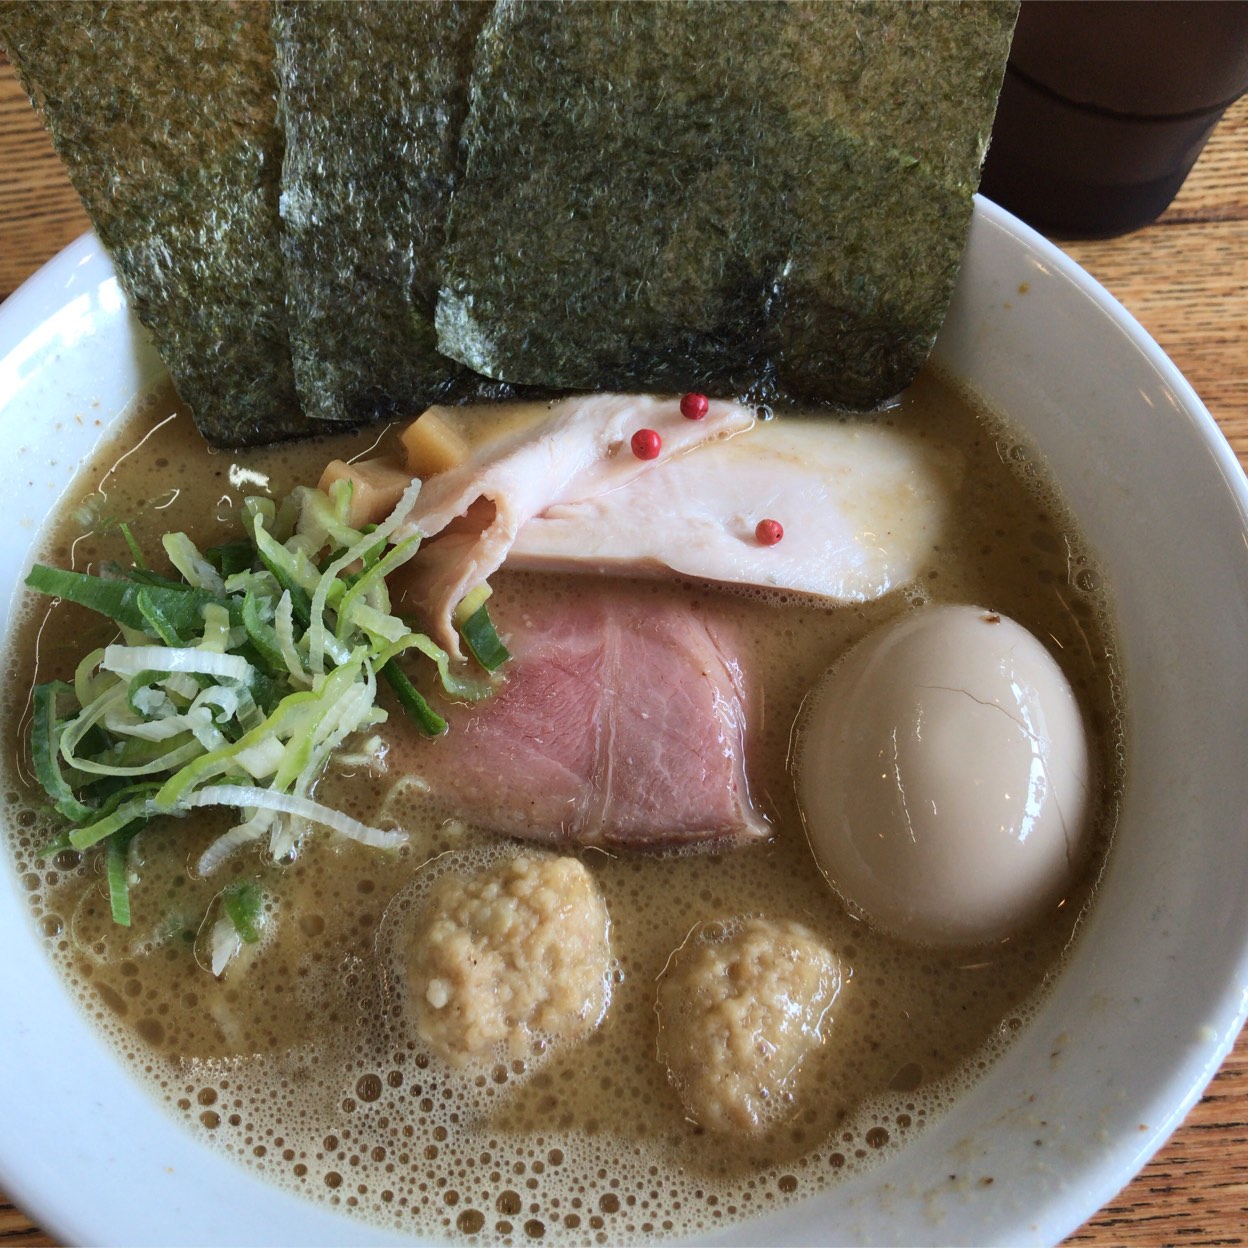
[1,45,1246,1248]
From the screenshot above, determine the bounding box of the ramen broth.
[2,369,1121,1243]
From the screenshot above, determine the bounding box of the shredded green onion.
[223,881,264,944]
[24,475,509,955]
[459,603,511,673]
[380,662,447,737]
[204,539,255,578]
[136,588,188,647]
[242,589,285,672]
[115,521,147,570]
[31,682,93,822]
[105,834,133,927]
[25,564,231,636]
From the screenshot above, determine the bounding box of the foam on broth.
[1,369,1122,1243]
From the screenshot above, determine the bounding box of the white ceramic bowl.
[2,199,1247,1247]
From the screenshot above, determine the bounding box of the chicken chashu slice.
[392,394,755,658]
[391,396,959,656]
[509,417,961,600]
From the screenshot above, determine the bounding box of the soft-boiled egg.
[796,605,1091,947]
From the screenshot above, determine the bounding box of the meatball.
[655,917,842,1133]
[407,854,612,1064]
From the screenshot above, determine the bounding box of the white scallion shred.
[268,813,306,863]
[184,706,230,754]
[183,785,405,851]
[101,644,253,682]
[348,602,410,645]
[198,602,233,653]
[208,912,241,977]
[130,685,174,719]
[73,647,108,708]
[335,734,388,772]
[37,477,482,974]
[274,590,311,688]
[163,532,227,594]
[103,706,190,742]
[233,736,287,781]
[163,672,201,702]
[196,809,275,877]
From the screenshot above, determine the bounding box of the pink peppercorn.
[755,518,784,546]
[631,428,662,459]
[679,392,709,420]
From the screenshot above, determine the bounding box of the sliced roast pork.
[392,394,755,657]
[405,590,768,849]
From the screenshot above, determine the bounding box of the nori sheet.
[272,0,490,426]
[0,0,311,446]
[437,0,1017,410]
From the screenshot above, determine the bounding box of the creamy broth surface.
[2,370,1122,1243]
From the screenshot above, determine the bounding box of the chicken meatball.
[408,854,612,1064]
[655,916,842,1132]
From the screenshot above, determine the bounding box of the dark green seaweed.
[0,1,311,446]
[437,0,1017,410]
[271,0,490,426]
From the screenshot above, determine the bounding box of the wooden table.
[1,48,1246,1248]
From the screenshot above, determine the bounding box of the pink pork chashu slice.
[508,417,962,599]
[405,591,768,849]
[392,394,755,657]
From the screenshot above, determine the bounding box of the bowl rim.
[1,200,1246,1247]
[942,196,1248,1243]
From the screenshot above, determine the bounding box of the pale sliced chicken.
[393,394,755,655]
[509,418,960,600]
